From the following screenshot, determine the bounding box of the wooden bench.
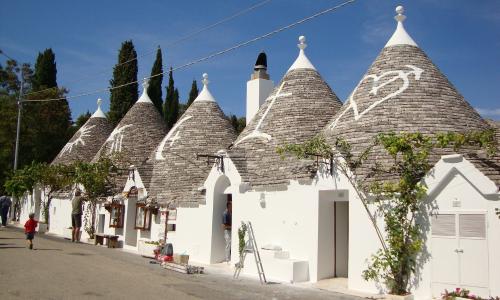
[94,234,119,248]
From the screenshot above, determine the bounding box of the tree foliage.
[227,114,246,134]
[108,40,138,126]
[0,50,70,194]
[163,68,179,129]
[186,79,199,108]
[277,130,496,295]
[148,47,163,115]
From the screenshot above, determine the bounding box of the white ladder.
[233,221,267,284]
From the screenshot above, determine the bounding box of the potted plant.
[138,240,160,258]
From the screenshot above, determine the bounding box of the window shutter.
[459,214,486,238]
[432,214,455,236]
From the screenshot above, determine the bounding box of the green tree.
[26,49,72,164]
[186,80,198,108]
[163,68,179,129]
[108,40,138,125]
[227,114,246,134]
[32,49,57,91]
[0,60,35,194]
[147,47,163,115]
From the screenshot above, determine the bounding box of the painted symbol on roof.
[106,124,133,154]
[329,65,423,130]
[59,124,95,156]
[155,115,193,160]
[235,81,291,146]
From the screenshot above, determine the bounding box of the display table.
[94,234,119,248]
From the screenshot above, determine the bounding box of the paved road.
[0,227,362,300]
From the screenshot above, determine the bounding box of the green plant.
[238,222,248,257]
[145,240,161,245]
[277,130,496,295]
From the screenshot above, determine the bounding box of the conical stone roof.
[52,99,113,165]
[149,74,237,207]
[229,36,343,191]
[324,6,495,184]
[93,79,168,190]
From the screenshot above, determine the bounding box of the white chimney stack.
[246,52,274,123]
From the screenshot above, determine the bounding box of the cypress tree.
[108,40,138,126]
[163,68,179,129]
[186,80,199,108]
[33,49,57,91]
[147,47,163,115]
[28,49,72,163]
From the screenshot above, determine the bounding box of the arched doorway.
[210,175,231,263]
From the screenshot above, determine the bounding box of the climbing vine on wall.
[277,130,496,295]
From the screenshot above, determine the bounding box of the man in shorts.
[71,189,83,242]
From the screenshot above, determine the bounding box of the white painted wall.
[246,78,274,123]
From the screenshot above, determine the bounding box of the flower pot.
[138,240,158,258]
[385,294,414,300]
[63,228,73,239]
[37,223,48,233]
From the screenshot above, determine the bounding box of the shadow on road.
[34,248,63,251]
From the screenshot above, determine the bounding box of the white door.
[431,213,489,298]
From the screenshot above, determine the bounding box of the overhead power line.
[21,0,273,98]
[22,0,356,103]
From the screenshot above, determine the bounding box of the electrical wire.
[20,0,273,98]
[22,0,356,103]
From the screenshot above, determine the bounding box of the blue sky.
[1,0,499,120]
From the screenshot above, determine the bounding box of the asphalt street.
[0,227,363,300]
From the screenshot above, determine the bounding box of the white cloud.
[475,107,500,118]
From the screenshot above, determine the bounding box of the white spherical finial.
[395,5,406,22]
[202,73,209,86]
[142,77,149,90]
[97,98,102,107]
[298,35,307,50]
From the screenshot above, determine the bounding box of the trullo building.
[196,36,343,283]
[19,99,113,238]
[148,73,237,255]
[93,79,167,250]
[318,6,499,299]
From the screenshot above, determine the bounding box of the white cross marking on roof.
[59,124,95,157]
[106,124,133,154]
[235,81,291,146]
[155,115,193,160]
[329,65,423,130]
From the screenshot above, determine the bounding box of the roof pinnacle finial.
[142,77,150,90]
[298,35,307,50]
[202,73,209,87]
[385,5,417,47]
[91,97,106,118]
[395,5,406,22]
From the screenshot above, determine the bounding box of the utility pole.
[14,70,23,171]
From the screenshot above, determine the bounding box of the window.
[135,203,152,230]
[109,204,125,228]
[459,214,486,238]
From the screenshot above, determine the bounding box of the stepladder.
[233,221,267,284]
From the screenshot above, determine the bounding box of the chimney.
[246,52,274,123]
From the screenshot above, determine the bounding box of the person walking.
[0,195,12,226]
[24,213,38,249]
[71,189,83,242]
[222,200,232,263]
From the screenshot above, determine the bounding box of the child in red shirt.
[24,213,38,250]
